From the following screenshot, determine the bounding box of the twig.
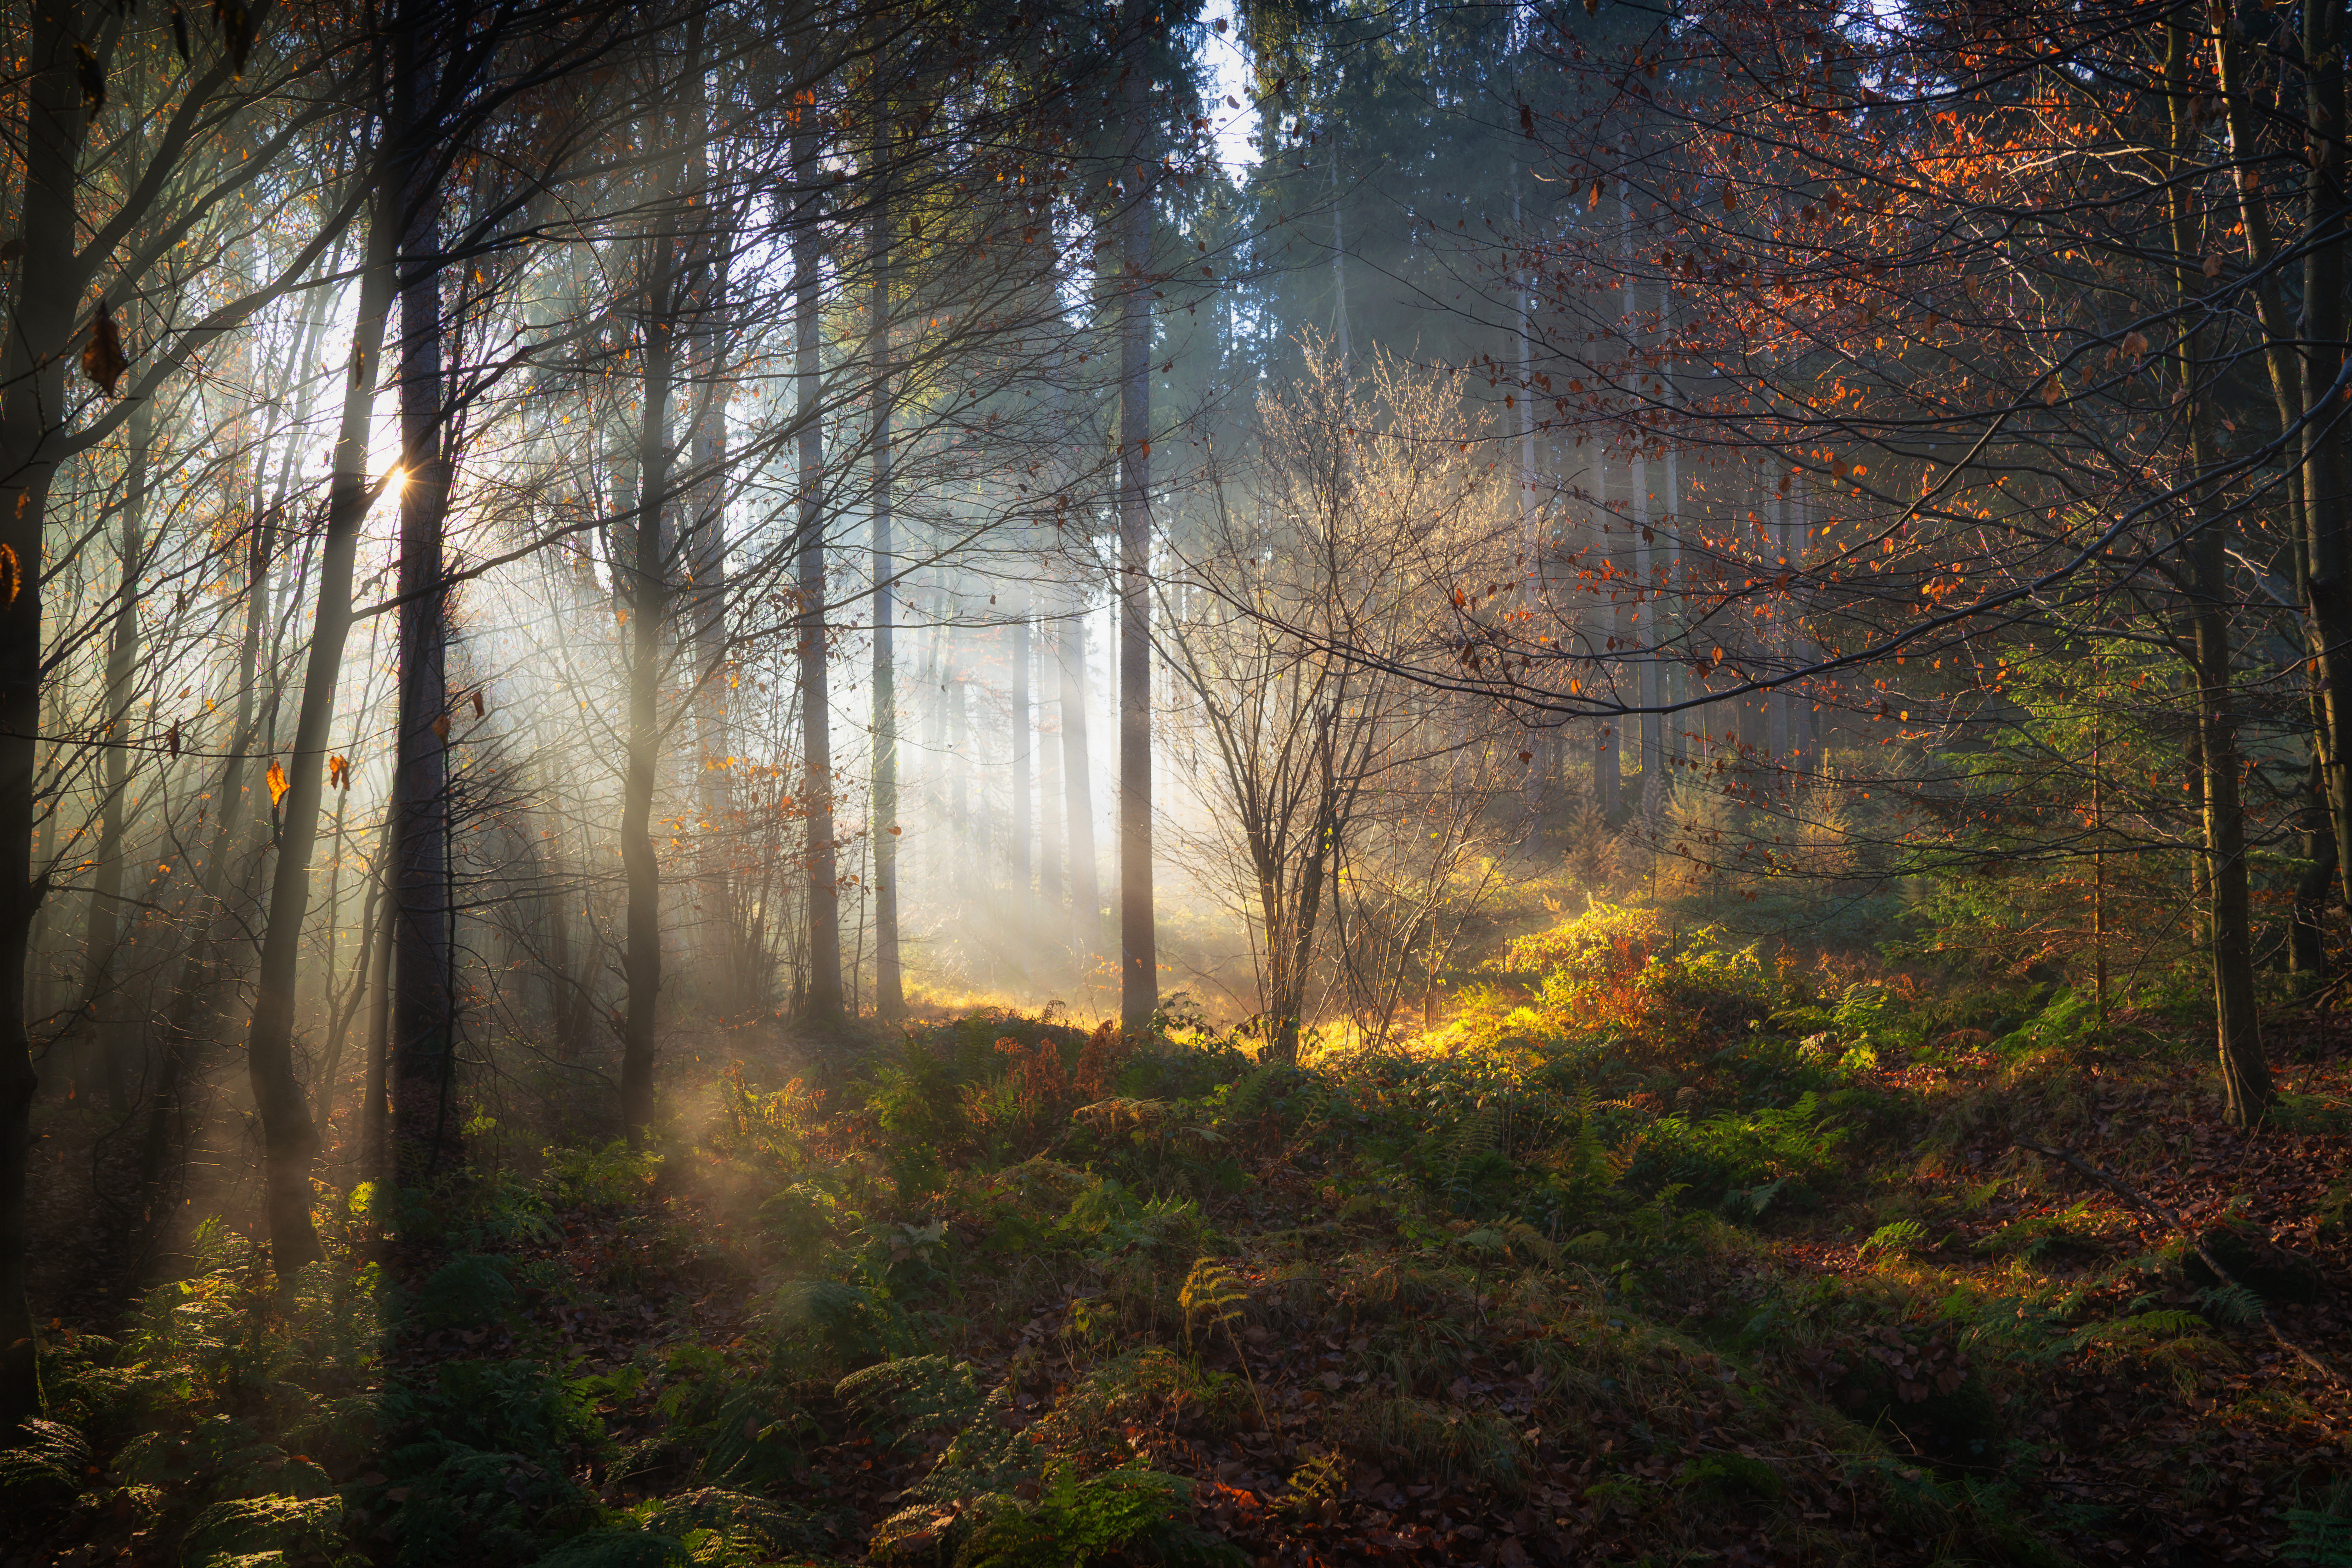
[2013,1139,2343,1389]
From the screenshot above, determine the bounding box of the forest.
[4,0,2352,1562]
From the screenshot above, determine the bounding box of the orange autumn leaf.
[266,760,288,807]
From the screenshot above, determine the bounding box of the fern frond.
[1179,1259,1248,1345]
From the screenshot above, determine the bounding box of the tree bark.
[390,7,457,1185]
[2296,0,2352,916]
[74,396,152,1113]
[1062,602,1098,967]
[0,1,112,1439]
[2172,15,2270,1123]
[869,89,902,1019]
[793,125,844,1030]
[621,41,697,1143]
[1117,0,1156,1032]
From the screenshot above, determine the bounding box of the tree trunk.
[793,127,843,1030]
[869,91,902,1019]
[0,5,107,1439]
[237,176,395,1274]
[1117,0,1156,1032]
[2172,16,2270,1124]
[74,397,153,1113]
[1062,602,1098,968]
[2293,747,2335,977]
[1012,599,1032,909]
[2296,0,2352,916]
[390,10,458,1185]
[621,52,697,1142]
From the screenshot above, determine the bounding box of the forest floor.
[11,910,2352,1567]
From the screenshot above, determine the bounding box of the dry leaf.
[327,754,348,790]
[82,301,127,396]
[266,759,289,808]
[0,543,20,607]
[2203,253,2224,279]
[432,713,451,740]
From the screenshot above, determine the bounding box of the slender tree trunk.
[2172,17,2270,1123]
[390,10,457,1185]
[238,176,395,1274]
[2294,747,2335,976]
[1012,599,1032,908]
[75,398,153,1112]
[793,127,844,1030]
[621,49,697,1143]
[1117,0,1157,1032]
[869,91,902,1019]
[1062,604,1098,968]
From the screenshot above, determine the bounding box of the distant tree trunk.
[1063,605,1099,965]
[2293,747,2335,976]
[1011,598,1032,908]
[318,822,389,1137]
[360,819,396,1184]
[1117,0,1157,1032]
[793,126,844,1030]
[74,396,153,1113]
[869,91,903,1019]
[390,8,459,1186]
[238,176,395,1274]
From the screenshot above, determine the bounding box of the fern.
[1858,1219,1928,1262]
[2286,1508,2352,1567]
[834,1355,984,1434]
[1177,1258,1267,1429]
[2195,1282,2265,1329]
[2063,1310,2229,1393]
[0,1417,91,1500]
[1178,1258,1248,1347]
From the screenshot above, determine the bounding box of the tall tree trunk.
[2172,17,2271,1123]
[1061,603,1098,968]
[686,48,732,1007]
[1117,0,1157,1032]
[1012,599,1032,909]
[793,126,844,1029]
[75,397,153,1113]
[869,90,902,1020]
[2295,0,2352,915]
[237,176,395,1274]
[0,4,108,1438]
[390,10,457,1185]
[621,42,697,1143]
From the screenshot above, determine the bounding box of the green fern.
[1858,1219,1928,1262]
[834,1354,984,1434]
[0,1417,91,1501]
[2286,1509,2352,1567]
[2195,1282,2265,1329]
